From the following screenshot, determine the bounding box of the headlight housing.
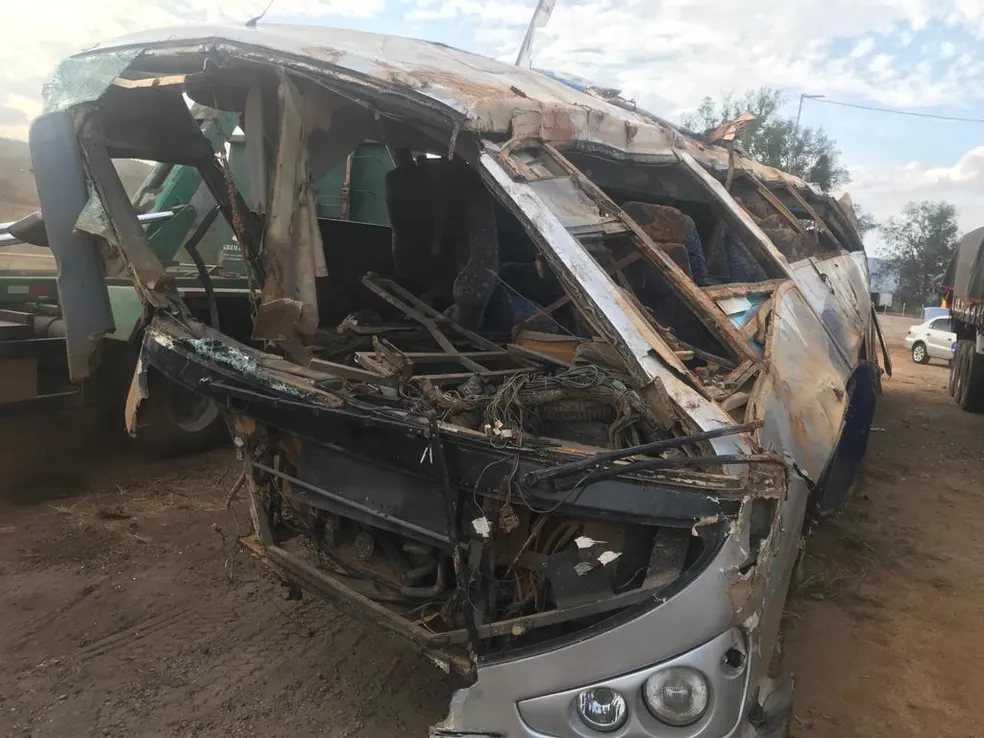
[643,666,709,726]
[575,687,628,732]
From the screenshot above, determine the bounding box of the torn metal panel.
[74,105,173,307]
[123,356,149,436]
[675,149,792,278]
[837,192,861,234]
[810,254,871,326]
[790,254,868,371]
[478,151,754,449]
[746,282,849,482]
[56,26,834,200]
[74,186,127,278]
[27,109,116,381]
[243,83,273,214]
[254,73,322,343]
[705,113,757,145]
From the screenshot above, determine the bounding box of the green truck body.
[0,128,393,448]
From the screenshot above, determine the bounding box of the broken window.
[730,175,863,262]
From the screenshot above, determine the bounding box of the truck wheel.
[948,345,959,396]
[950,341,966,398]
[911,341,930,364]
[133,370,229,455]
[957,341,984,413]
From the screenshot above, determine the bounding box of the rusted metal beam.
[506,343,571,368]
[480,150,760,440]
[308,357,400,386]
[240,536,472,673]
[392,350,512,362]
[535,142,761,366]
[743,174,811,238]
[414,368,532,386]
[245,472,275,547]
[360,276,503,378]
[528,419,764,484]
[702,279,786,300]
[362,276,459,354]
[674,149,791,279]
[783,185,844,251]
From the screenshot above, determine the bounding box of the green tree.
[853,203,878,236]
[882,201,959,309]
[683,88,850,192]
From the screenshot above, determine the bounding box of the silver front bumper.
[432,533,751,737]
[432,479,811,738]
[516,627,751,737]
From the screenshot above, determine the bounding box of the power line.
[809,96,984,124]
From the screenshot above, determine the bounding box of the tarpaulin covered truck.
[943,227,984,412]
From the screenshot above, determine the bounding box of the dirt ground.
[785,315,984,737]
[1,315,982,737]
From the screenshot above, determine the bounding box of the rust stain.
[233,414,256,437]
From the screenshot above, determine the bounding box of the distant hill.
[0,137,151,222]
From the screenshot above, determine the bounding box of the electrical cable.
[810,97,984,124]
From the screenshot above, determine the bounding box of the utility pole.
[796,93,825,130]
[516,0,556,68]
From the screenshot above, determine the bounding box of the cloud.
[0,0,384,139]
[5,0,983,139]
[408,0,984,113]
[850,37,877,58]
[950,0,984,35]
[3,0,982,248]
[846,146,984,251]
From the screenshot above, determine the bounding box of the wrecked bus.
[30,25,884,738]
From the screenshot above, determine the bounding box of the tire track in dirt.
[75,606,195,662]
[0,445,454,737]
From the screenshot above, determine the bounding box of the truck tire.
[949,341,969,402]
[133,370,229,456]
[948,344,959,396]
[953,340,984,413]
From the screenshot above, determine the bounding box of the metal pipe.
[401,558,447,599]
[527,420,764,484]
[182,205,222,330]
[579,453,784,487]
[33,316,66,338]
[252,461,450,546]
[428,412,479,654]
[404,559,438,584]
[0,210,176,248]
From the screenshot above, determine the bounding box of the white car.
[905,314,956,364]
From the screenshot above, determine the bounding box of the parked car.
[905,314,956,364]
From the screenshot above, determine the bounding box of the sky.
[1,0,983,254]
